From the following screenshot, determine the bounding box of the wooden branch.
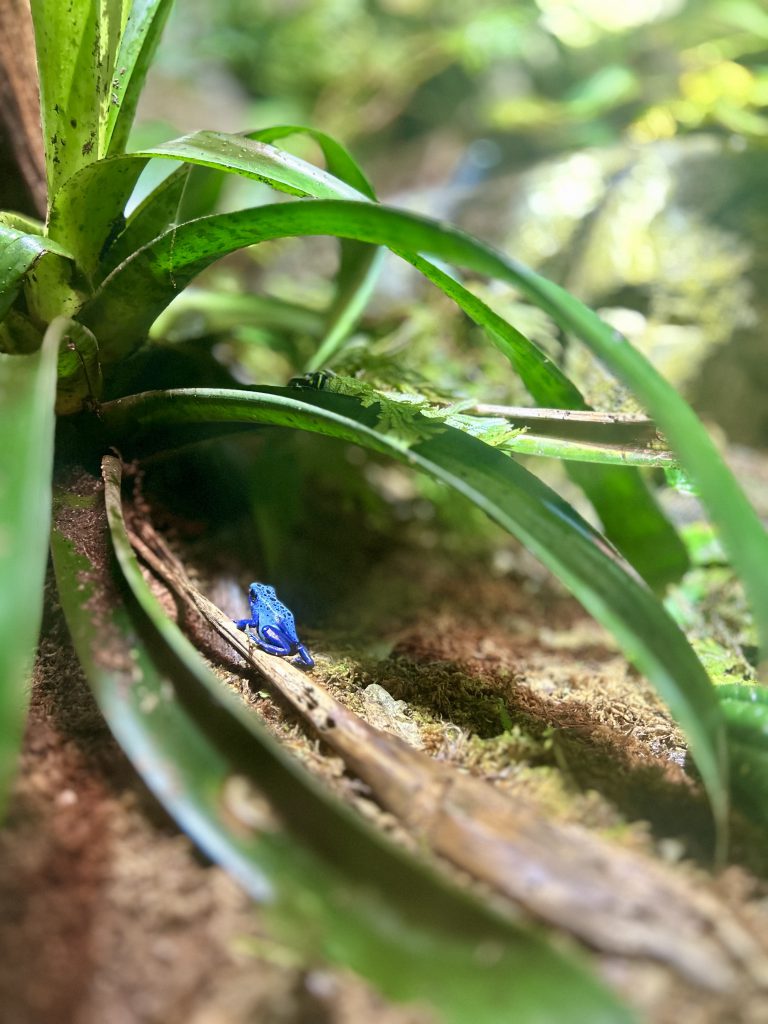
[469,403,661,445]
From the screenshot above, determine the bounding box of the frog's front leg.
[234,616,257,631]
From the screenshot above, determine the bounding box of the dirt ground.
[3,498,768,1024]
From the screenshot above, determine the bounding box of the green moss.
[463,726,552,772]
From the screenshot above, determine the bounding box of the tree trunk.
[0,0,45,218]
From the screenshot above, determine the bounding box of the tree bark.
[0,0,46,217]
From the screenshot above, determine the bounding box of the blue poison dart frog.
[234,582,314,668]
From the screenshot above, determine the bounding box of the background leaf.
[54,320,102,414]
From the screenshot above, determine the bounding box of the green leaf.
[462,427,678,467]
[55,321,103,414]
[149,287,326,343]
[514,272,768,675]
[247,125,382,368]
[143,130,368,200]
[0,318,60,813]
[0,225,73,327]
[30,0,123,202]
[249,125,376,199]
[98,124,376,277]
[567,461,686,589]
[102,0,174,158]
[718,684,768,826]
[83,198,763,654]
[48,129,368,278]
[397,250,582,408]
[69,201,572,363]
[29,0,169,209]
[49,462,631,1024]
[394,253,688,588]
[99,124,382,359]
[98,384,729,846]
[0,212,48,237]
[98,163,223,276]
[47,158,147,280]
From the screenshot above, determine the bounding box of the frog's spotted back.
[236,581,313,668]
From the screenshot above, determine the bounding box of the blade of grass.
[50,464,632,1024]
[0,317,60,813]
[98,384,729,848]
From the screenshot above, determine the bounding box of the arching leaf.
[98,384,729,846]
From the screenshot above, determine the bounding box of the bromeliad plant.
[3,1,768,1020]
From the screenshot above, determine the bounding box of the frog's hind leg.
[292,644,315,669]
[257,624,295,657]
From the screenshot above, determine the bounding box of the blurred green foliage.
[158,0,768,166]
[142,0,768,448]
